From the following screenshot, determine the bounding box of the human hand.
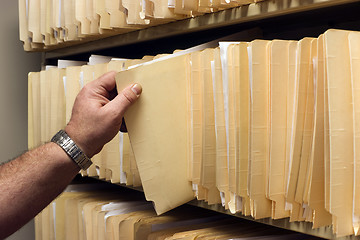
[65,71,142,158]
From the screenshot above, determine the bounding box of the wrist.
[51,129,93,170]
[48,142,81,171]
[64,123,94,158]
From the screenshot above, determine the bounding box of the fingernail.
[131,83,142,97]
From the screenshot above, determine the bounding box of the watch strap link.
[51,130,92,170]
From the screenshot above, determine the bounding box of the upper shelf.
[44,0,360,60]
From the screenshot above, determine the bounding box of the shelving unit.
[44,0,360,62]
[42,1,360,239]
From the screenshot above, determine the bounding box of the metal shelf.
[76,176,357,239]
[44,0,360,60]
[187,200,336,239]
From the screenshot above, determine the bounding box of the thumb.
[104,83,142,119]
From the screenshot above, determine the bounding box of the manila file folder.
[116,54,195,214]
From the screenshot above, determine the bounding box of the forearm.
[0,142,80,239]
[0,72,141,238]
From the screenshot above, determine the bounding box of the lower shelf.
[188,200,334,239]
[73,175,346,239]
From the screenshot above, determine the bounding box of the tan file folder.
[349,31,360,234]
[200,48,220,205]
[75,0,90,35]
[122,133,133,186]
[28,72,41,149]
[302,39,318,207]
[116,53,195,214]
[295,38,317,205]
[235,42,251,216]
[189,50,203,193]
[28,73,34,149]
[213,47,230,209]
[117,210,157,239]
[105,0,130,29]
[307,34,332,229]
[28,0,43,45]
[122,0,149,25]
[39,0,49,46]
[286,38,314,222]
[284,41,297,212]
[129,144,142,187]
[324,29,354,237]
[226,44,237,208]
[186,50,207,202]
[248,39,272,219]
[39,70,46,144]
[268,40,292,219]
[49,68,66,137]
[19,0,33,50]
[65,66,81,124]
[150,0,180,19]
[64,0,79,41]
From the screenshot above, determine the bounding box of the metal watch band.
[51,130,93,170]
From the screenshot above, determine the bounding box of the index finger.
[88,71,117,93]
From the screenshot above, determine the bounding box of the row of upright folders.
[28,28,360,237]
[38,188,312,240]
[19,0,264,51]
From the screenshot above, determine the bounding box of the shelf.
[75,176,353,239]
[187,200,335,239]
[44,0,360,61]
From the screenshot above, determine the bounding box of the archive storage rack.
[40,0,360,239]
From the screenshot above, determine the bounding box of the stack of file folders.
[18,0,263,51]
[28,29,360,237]
[36,187,318,240]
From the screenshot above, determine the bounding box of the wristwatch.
[51,130,93,170]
